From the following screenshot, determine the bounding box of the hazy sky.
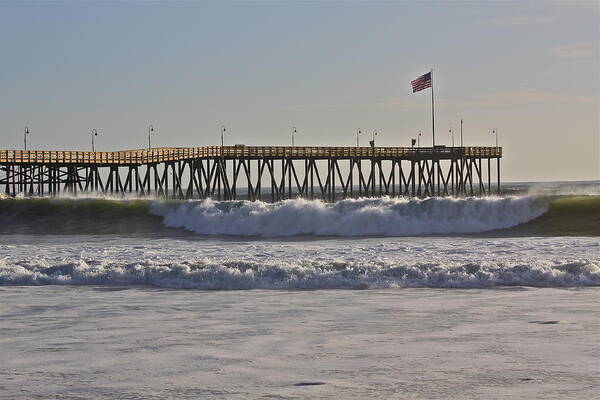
[0,0,598,182]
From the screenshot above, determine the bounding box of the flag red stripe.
[411,72,432,93]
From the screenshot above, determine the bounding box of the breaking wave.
[1,257,598,289]
[0,194,598,237]
[150,196,549,236]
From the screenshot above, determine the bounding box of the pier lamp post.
[220,125,226,147]
[492,128,498,148]
[356,129,362,147]
[449,127,454,147]
[147,124,155,149]
[24,126,29,151]
[91,129,99,152]
[460,119,464,147]
[417,130,422,148]
[370,131,378,147]
[292,127,297,147]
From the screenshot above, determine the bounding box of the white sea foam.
[524,180,600,196]
[2,256,598,289]
[1,236,598,289]
[149,196,548,237]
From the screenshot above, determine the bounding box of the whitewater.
[149,195,548,237]
[0,186,598,289]
[1,236,598,289]
[1,181,598,399]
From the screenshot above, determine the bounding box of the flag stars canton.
[411,72,432,93]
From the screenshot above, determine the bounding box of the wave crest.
[1,257,598,289]
[150,196,548,237]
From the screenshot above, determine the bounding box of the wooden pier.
[0,145,501,201]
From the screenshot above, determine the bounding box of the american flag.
[411,71,432,93]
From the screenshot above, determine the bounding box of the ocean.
[1,180,598,399]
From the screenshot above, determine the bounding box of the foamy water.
[1,236,598,289]
[149,196,548,237]
[3,286,598,399]
[1,182,599,399]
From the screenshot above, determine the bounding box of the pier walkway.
[0,146,501,201]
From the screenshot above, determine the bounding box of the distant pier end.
[0,145,502,201]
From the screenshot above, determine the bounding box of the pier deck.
[0,146,501,201]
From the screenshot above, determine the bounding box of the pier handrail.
[0,146,502,165]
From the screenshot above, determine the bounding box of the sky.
[0,0,598,182]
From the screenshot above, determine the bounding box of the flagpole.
[431,68,435,146]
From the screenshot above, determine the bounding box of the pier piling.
[0,146,502,200]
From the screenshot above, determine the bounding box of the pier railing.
[0,146,501,165]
